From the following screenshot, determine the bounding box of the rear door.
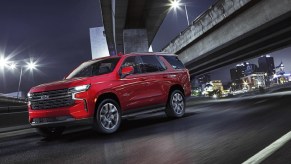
[139,55,168,106]
[162,55,191,97]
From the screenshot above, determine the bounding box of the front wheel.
[93,99,121,134]
[35,127,65,138]
[165,90,185,118]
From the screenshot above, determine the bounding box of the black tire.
[93,99,121,134]
[165,90,185,118]
[36,127,65,138]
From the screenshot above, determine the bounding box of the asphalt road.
[0,95,291,164]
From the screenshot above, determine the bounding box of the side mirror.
[121,66,134,78]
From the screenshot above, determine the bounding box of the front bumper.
[30,116,93,127]
[28,97,94,127]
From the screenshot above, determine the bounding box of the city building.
[230,64,245,82]
[230,62,260,90]
[202,80,223,97]
[90,27,110,59]
[258,55,275,76]
[211,80,224,91]
[241,72,266,91]
[230,68,241,82]
[196,73,211,86]
[272,61,291,84]
[275,61,285,75]
[245,63,258,76]
[230,62,258,82]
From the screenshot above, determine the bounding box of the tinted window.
[140,56,166,73]
[163,56,185,69]
[66,58,120,79]
[121,56,142,74]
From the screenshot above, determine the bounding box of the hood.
[30,77,90,93]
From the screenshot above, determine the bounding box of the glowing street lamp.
[1,58,39,99]
[170,0,190,26]
[0,56,9,68]
[171,0,180,9]
[27,61,37,70]
[1,54,39,99]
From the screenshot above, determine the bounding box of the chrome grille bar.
[29,88,74,110]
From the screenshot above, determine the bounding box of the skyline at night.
[210,46,291,84]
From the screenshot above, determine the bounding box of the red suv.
[28,53,191,137]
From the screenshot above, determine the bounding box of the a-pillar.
[123,29,148,53]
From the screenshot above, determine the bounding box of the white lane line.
[242,131,291,164]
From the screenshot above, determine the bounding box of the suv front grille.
[29,88,74,110]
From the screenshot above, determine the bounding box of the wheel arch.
[167,84,185,103]
[94,92,121,117]
[169,84,185,95]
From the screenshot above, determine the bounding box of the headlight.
[70,84,90,92]
[27,92,31,98]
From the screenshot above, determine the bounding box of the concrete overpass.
[100,0,169,55]
[162,0,291,76]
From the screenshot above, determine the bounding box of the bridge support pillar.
[123,29,148,53]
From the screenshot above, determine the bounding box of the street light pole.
[184,5,190,26]
[17,67,23,99]
[170,0,190,26]
[1,55,38,99]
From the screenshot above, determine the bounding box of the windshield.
[66,57,120,79]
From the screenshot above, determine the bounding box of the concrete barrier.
[0,106,29,133]
[0,105,27,114]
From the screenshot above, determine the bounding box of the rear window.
[163,56,185,69]
[140,55,166,73]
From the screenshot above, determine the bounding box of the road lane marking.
[242,131,291,164]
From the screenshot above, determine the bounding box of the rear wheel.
[36,127,65,138]
[165,90,185,118]
[94,99,121,134]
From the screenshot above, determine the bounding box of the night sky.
[0,0,102,93]
[0,0,289,94]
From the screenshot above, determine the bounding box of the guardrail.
[162,0,252,53]
[0,105,27,114]
[0,96,26,103]
[0,106,29,131]
[0,98,28,131]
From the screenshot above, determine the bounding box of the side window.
[163,56,185,69]
[92,58,120,76]
[121,56,142,74]
[140,55,166,73]
[92,63,111,75]
[73,66,93,78]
